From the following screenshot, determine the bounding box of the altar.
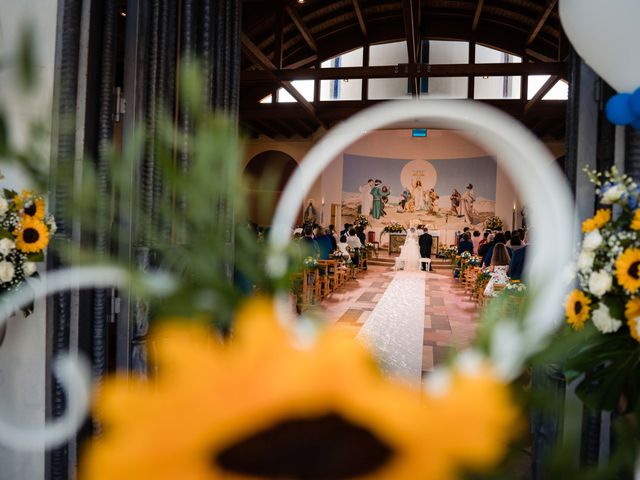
[388,233,406,254]
[386,231,441,255]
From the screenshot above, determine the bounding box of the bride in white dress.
[398,228,421,271]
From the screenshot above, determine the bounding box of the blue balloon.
[606,94,637,125]
[631,88,640,117]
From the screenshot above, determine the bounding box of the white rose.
[46,217,57,234]
[588,270,612,297]
[601,184,626,204]
[591,304,622,334]
[0,197,7,216]
[577,251,595,272]
[22,261,37,277]
[0,238,15,257]
[0,261,15,283]
[582,230,603,251]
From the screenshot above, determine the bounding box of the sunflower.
[615,248,640,293]
[581,209,611,233]
[14,217,50,253]
[82,297,519,480]
[21,197,45,219]
[624,298,640,342]
[565,290,591,330]
[632,210,640,231]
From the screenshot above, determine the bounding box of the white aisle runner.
[356,271,425,387]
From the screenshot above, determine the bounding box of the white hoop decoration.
[0,265,176,451]
[268,99,576,380]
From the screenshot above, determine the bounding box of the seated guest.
[457,232,474,255]
[478,233,494,259]
[346,227,362,266]
[337,235,350,255]
[509,232,524,251]
[299,224,320,259]
[510,244,528,281]
[340,223,352,237]
[482,232,512,267]
[315,228,334,260]
[346,227,362,249]
[484,244,511,296]
[472,230,482,254]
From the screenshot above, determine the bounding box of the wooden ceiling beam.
[524,75,559,114]
[241,99,567,123]
[472,0,484,32]
[254,120,278,139]
[527,0,558,46]
[285,4,317,53]
[402,0,419,96]
[286,55,318,69]
[241,33,327,128]
[273,6,284,69]
[352,0,367,39]
[242,62,567,82]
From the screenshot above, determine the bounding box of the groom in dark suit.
[418,226,433,271]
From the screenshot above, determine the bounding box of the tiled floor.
[321,257,479,377]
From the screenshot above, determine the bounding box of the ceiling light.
[297,0,305,3]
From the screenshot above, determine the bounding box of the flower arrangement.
[468,255,482,267]
[0,189,55,313]
[504,280,527,294]
[365,242,375,249]
[330,250,351,263]
[460,251,472,260]
[382,222,405,234]
[354,214,369,228]
[473,269,492,296]
[302,256,318,268]
[484,216,503,231]
[563,166,640,410]
[438,246,457,260]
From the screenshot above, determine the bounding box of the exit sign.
[412,128,427,137]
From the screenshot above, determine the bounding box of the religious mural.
[342,154,497,231]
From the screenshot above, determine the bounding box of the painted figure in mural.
[399,188,412,211]
[370,179,389,219]
[359,178,374,217]
[428,188,440,214]
[413,180,425,211]
[381,186,390,217]
[460,184,476,223]
[304,199,319,225]
[450,188,461,215]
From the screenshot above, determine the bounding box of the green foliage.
[49,60,299,329]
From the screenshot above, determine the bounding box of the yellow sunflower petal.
[82,297,520,480]
[624,298,640,342]
[565,289,591,330]
[615,248,640,293]
[582,209,611,233]
[632,210,640,231]
[14,216,50,253]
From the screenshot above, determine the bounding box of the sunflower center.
[23,228,40,244]
[214,412,393,479]
[574,301,582,315]
[628,261,640,280]
[23,202,36,216]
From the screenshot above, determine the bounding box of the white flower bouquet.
[0,189,55,315]
[563,166,640,410]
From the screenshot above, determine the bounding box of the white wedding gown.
[398,231,421,271]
